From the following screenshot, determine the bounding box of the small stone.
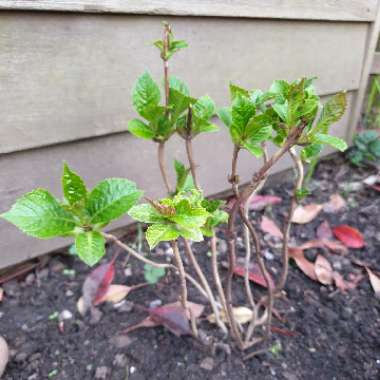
[149,299,162,309]
[110,335,133,349]
[113,354,127,368]
[59,310,73,321]
[165,247,174,257]
[49,259,65,273]
[25,273,35,285]
[65,290,74,297]
[115,300,134,313]
[217,239,227,254]
[86,364,93,371]
[263,250,274,260]
[332,261,342,271]
[36,268,49,280]
[130,366,136,374]
[199,357,214,371]
[0,336,9,377]
[3,280,20,297]
[28,374,38,380]
[124,267,132,277]
[95,366,110,379]
[89,308,103,325]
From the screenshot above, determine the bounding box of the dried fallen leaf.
[363,174,379,186]
[0,288,3,302]
[366,267,380,297]
[0,336,8,378]
[332,225,364,249]
[323,194,346,213]
[233,264,275,289]
[291,239,347,256]
[314,255,333,285]
[316,220,333,240]
[291,204,323,224]
[289,247,317,281]
[94,284,131,305]
[123,301,204,336]
[207,307,253,325]
[260,216,283,239]
[249,195,282,211]
[76,297,86,316]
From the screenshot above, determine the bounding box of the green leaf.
[231,95,256,134]
[86,179,143,225]
[169,76,189,96]
[369,138,380,157]
[177,226,204,242]
[316,92,346,134]
[269,80,290,97]
[75,231,105,266]
[246,115,272,144]
[171,199,209,228]
[62,162,87,206]
[229,83,249,101]
[128,119,155,140]
[132,72,161,119]
[146,224,179,249]
[301,143,322,162]
[217,107,232,128]
[1,189,76,239]
[272,101,288,122]
[174,160,194,193]
[195,122,219,134]
[242,141,264,157]
[128,203,166,223]
[144,264,166,284]
[295,187,311,201]
[193,96,216,120]
[314,133,347,152]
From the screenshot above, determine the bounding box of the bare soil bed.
[1,154,379,380]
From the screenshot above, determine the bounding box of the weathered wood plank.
[0,0,377,21]
[0,13,367,154]
[347,2,380,141]
[370,52,380,74]
[0,91,355,268]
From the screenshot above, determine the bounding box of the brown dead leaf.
[207,307,253,325]
[366,267,380,297]
[0,288,3,303]
[314,255,333,285]
[316,220,333,240]
[323,194,346,213]
[289,248,317,281]
[94,284,131,305]
[0,336,9,378]
[291,204,323,224]
[260,216,283,239]
[249,195,282,211]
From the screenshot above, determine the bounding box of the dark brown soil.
[1,154,380,380]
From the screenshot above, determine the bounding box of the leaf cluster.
[347,130,380,166]
[1,163,143,266]
[129,189,227,248]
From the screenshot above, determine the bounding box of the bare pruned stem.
[185,138,200,190]
[172,240,198,337]
[275,146,303,294]
[102,233,208,301]
[183,239,227,334]
[163,23,170,112]
[158,141,172,194]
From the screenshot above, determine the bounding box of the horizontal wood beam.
[0,0,377,22]
[371,52,380,74]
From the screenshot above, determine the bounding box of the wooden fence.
[0,0,379,268]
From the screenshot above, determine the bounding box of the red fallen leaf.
[291,204,322,224]
[365,267,380,297]
[233,264,275,289]
[289,247,317,281]
[81,261,115,313]
[260,216,283,239]
[370,185,380,192]
[316,220,333,240]
[314,255,333,285]
[249,195,282,211]
[332,225,364,248]
[323,193,346,213]
[123,301,204,337]
[271,326,299,337]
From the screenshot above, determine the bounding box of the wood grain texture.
[370,52,380,73]
[347,1,380,141]
[0,0,377,21]
[0,92,354,268]
[0,13,367,154]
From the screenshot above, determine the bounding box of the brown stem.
[172,240,198,337]
[102,233,208,300]
[158,141,172,194]
[185,138,200,190]
[239,209,273,341]
[163,23,170,113]
[183,239,228,334]
[275,147,303,293]
[225,145,245,349]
